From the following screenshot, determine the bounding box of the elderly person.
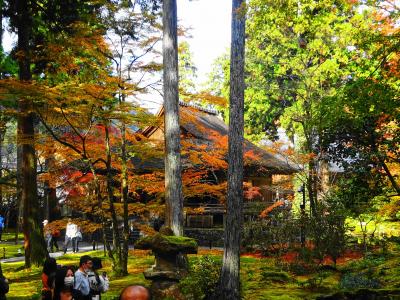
[43,220,53,252]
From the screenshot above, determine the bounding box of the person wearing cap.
[43,220,53,252]
[74,255,92,300]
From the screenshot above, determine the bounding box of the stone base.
[150,279,185,300]
[144,269,183,281]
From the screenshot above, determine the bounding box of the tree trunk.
[104,123,124,276]
[45,155,58,221]
[16,0,47,267]
[120,121,129,275]
[16,124,22,245]
[219,1,246,299]
[163,0,184,236]
[307,161,317,216]
[379,157,400,196]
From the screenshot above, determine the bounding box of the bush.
[288,262,316,276]
[339,273,381,290]
[242,210,300,255]
[306,204,348,265]
[298,271,330,290]
[179,256,221,300]
[260,269,291,283]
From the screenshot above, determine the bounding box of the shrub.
[288,261,316,276]
[298,271,330,290]
[242,209,299,256]
[179,256,221,300]
[260,269,291,283]
[339,273,381,290]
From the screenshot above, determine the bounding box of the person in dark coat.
[0,264,9,300]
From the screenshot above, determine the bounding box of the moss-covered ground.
[0,232,25,259]
[1,242,400,300]
[2,221,400,300]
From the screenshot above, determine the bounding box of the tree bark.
[219,1,246,299]
[163,0,184,236]
[16,0,47,267]
[120,121,129,275]
[104,123,124,276]
[379,157,400,196]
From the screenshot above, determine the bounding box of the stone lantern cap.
[135,233,198,255]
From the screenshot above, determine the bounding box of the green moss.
[135,233,198,254]
[163,235,198,248]
[2,241,400,300]
[0,243,24,259]
[260,270,291,283]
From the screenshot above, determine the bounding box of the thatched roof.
[138,102,297,176]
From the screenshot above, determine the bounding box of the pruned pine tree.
[219,0,246,299]
[163,0,184,236]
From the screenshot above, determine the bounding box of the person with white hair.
[42,220,53,252]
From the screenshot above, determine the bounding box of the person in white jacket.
[63,218,78,254]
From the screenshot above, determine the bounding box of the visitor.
[75,226,82,253]
[54,265,75,300]
[43,220,53,252]
[74,255,92,300]
[88,257,109,300]
[119,285,150,300]
[64,219,78,254]
[41,257,57,300]
[51,226,61,252]
[0,215,4,241]
[0,264,9,300]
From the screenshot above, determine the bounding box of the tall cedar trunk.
[104,123,124,276]
[15,148,22,246]
[219,1,245,299]
[16,0,47,267]
[163,0,184,236]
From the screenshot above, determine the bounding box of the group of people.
[41,255,109,300]
[43,219,83,253]
[41,255,151,300]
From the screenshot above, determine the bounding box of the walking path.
[0,241,222,263]
[0,241,103,263]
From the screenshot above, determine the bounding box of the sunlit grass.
[1,243,400,299]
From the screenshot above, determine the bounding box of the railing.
[185,201,290,214]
